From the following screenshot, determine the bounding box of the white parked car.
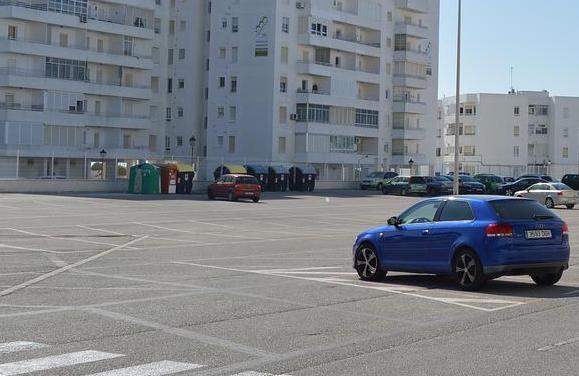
[515,182,577,209]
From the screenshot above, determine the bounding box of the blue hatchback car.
[353,196,570,290]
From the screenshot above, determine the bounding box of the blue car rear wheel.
[531,270,563,286]
[355,244,386,281]
[453,249,486,291]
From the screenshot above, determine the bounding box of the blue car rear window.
[490,200,555,220]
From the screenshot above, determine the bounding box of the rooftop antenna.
[509,66,515,94]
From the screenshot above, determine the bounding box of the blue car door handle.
[422,229,430,235]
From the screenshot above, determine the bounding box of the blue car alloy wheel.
[352,196,570,291]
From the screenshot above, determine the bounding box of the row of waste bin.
[214,164,317,192]
[128,163,195,194]
[127,162,318,194]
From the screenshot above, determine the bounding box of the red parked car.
[208,174,262,202]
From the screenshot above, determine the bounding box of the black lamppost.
[409,159,415,175]
[99,149,107,179]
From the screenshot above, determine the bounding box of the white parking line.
[0,350,123,375]
[85,361,205,376]
[0,341,48,354]
[537,336,579,352]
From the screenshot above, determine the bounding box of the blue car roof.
[427,195,532,202]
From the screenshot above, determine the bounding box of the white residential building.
[202,0,440,179]
[0,0,440,181]
[0,0,156,178]
[436,91,579,178]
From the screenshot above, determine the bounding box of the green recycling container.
[128,163,161,194]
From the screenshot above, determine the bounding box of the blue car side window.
[399,201,442,225]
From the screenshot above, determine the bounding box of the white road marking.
[537,336,579,352]
[0,341,48,354]
[0,350,123,375]
[77,225,129,237]
[173,262,526,312]
[0,236,147,297]
[0,244,60,254]
[133,222,265,241]
[6,228,140,249]
[85,361,205,375]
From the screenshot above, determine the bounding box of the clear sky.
[438,0,579,99]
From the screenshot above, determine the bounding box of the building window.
[180,20,186,31]
[279,106,287,124]
[165,136,171,150]
[166,107,172,121]
[386,38,392,48]
[296,103,330,123]
[219,47,226,58]
[355,109,379,128]
[232,17,239,33]
[513,146,519,157]
[176,136,183,147]
[179,48,185,60]
[528,105,535,115]
[230,76,238,92]
[168,49,174,65]
[330,135,356,153]
[222,18,228,28]
[231,47,238,63]
[229,106,237,121]
[387,11,393,21]
[282,16,289,33]
[178,79,184,89]
[154,18,161,34]
[281,46,288,63]
[178,107,184,118]
[280,76,287,93]
[169,20,175,34]
[563,128,569,138]
[310,23,327,36]
[513,125,520,136]
[149,135,157,151]
[278,137,286,154]
[536,125,548,135]
[219,76,225,88]
[563,147,569,158]
[228,136,236,153]
[217,106,224,118]
[514,106,519,116]
[217,136,223,147]
[8,25,17,40]
[45,57,87,81]
[167,78,173,93]
[436,147,441,157]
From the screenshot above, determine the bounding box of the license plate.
[525,229,552,239]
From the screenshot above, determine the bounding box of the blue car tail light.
[485,223,513,238]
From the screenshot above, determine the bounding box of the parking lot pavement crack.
[85,307,277,359]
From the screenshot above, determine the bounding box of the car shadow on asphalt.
[376,274,579,299]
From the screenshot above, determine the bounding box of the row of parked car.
[361,172,579,209]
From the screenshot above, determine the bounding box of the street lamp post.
[409,159,415,176]
[189,136,196,165]
[453,0,462,195]
[99,149,107,180]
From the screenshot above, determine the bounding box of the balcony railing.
[297,88,330,96]
[0,36,152,59]
[0,102,149,119]
[297,60,380,75]
[395,21,428,30]
[333,33,381,48]
[0,67,151,90]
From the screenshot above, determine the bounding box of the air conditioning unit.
[290,114,298,121]
[296,2,305,9]
[79,14,87,23]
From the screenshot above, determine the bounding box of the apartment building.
[0,0,157,178]
[203,0,440,179]
[436,91,579,178]
[0,0,440,181]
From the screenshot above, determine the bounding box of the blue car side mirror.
[387,216,400,226]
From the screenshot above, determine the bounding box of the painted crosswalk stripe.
[0,342,48,354]
[85,361,205,376]
[0,350,123,375]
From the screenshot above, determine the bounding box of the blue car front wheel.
[355,244,386,281]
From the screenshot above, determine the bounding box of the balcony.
[0,103,152,130]
[395,22,429,39]
[393,49,430,64]
[296,60,380,83]
[393,74,428,89]
[0,67,151,99]
[395,0,429,13]
[333,33,381,48]
[297,33,382,58]
[393,100,427,114]
[391,127,426,140]
[0,0,154,39]
[0,38,152,70]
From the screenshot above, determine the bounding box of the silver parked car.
[515,182,577,209]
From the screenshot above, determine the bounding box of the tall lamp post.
[99,149,107,180]
[409,158,415,176]
[453,0,462,195]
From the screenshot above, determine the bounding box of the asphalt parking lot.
[0,191,578,376]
